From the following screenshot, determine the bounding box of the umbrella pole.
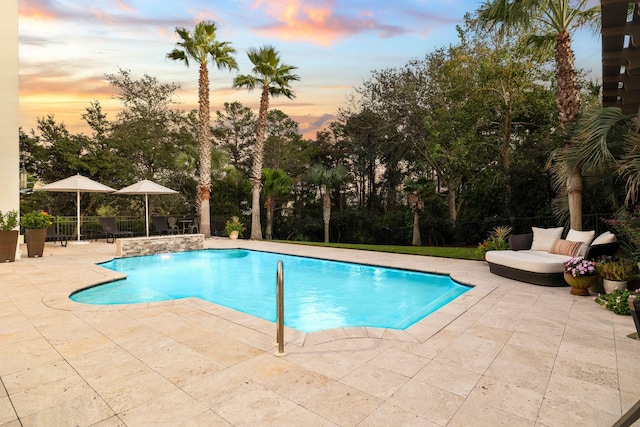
[76,190,81,242]
[145,194,149,237]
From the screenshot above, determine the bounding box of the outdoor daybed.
[485,227,620,287]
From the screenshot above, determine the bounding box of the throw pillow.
[592,231,617,245]
[530,227,564,251]
[549,239,583,257]
[509,233,533,251]
[566,229,596,257]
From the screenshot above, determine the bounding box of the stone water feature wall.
[115,234,204,257]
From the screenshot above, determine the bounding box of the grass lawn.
[277,241,482,261]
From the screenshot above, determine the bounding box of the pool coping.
[3,237,638,425]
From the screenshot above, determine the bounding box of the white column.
[0,2,19,216]
[0,2,20,259]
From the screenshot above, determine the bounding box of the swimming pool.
[71,249,470,333]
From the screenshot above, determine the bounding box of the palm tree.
[261,168,293,240]
[478,0,600,230]
[233,45,299,240]
[553,107,639,210]
[167,21,237,237]
[403,177,432,246]
[307,165,349,243]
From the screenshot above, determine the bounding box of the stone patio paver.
[0,238,638,426]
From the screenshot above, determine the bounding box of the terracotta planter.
[0,230,19,262]
[229,230,239,240]
[25,228,47,258]
[563,273,597,296]
[603,279,627,294]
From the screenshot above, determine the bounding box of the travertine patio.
[0,238,638,426]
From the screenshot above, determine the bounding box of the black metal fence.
[47,215,197,240]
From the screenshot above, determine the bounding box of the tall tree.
[213,101,256,174]
[264,109,307,178]
[307,164,349,243]
[403,177,432,246]
[478,0,600,229]
[233,45,299,240]
[261,168,293,240]
[105,70,183,182]
[167,21,237,237]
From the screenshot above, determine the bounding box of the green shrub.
[20,211,52,229]
[0,210,19,231]
[476,225,512,259]
[595,289,639,315]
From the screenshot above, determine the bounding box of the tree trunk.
[555,30,580,127]
[198,62,212,237]
[567,165,583,230]
[555,30,582,230]
[322,189,330,243]
[412,210,421,246]
[250,86,270,240]
[447,187,457,223]
[265,195,274,240]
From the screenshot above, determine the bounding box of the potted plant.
[0,210,19,262]
[224,216,245,240]
[20,211,52,258]
[563,257,597,296]
[596,257,635,293]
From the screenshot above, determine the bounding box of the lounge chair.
[486,228,620,286]
[152,216,179,235]
[45,224,71,247]
[99,217,133,243]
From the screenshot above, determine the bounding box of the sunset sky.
[18,0,602,139]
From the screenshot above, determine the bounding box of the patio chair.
[167,216,180,233]
[152,216,179,235]
[188,216,199,234]
[45,224,71,247]
[99,217,133,243]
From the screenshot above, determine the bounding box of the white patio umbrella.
[37,174,116,243]
[114,179,178,237]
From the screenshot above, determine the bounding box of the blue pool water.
[71,249,470,333]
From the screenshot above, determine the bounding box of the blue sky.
[18,0,602,138]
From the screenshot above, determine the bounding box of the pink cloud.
[19,0,56,20]
[251,0,408,46]
[116,0,136,13]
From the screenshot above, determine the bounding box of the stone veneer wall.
[115,234,204,257]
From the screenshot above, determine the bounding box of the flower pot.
[563,273,596,296]
[0,230,19,262]
[630,298,640,339]
[603,279,627,294]
[589,277,605,294]
[229,230,239,240]
[25,228,47,258]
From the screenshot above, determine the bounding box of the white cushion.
[486,250,571,274]
[566,229,595,257]
[530,227,564,251]
[592,231,616,245]
[566,229,595,245]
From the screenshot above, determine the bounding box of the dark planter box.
[632,298,640,339]
[0,230,19,262]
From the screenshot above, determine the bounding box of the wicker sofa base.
[487,262,567,287]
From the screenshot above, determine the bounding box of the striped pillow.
[549,239,583,257]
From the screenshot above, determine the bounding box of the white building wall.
[0,2,19,217]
